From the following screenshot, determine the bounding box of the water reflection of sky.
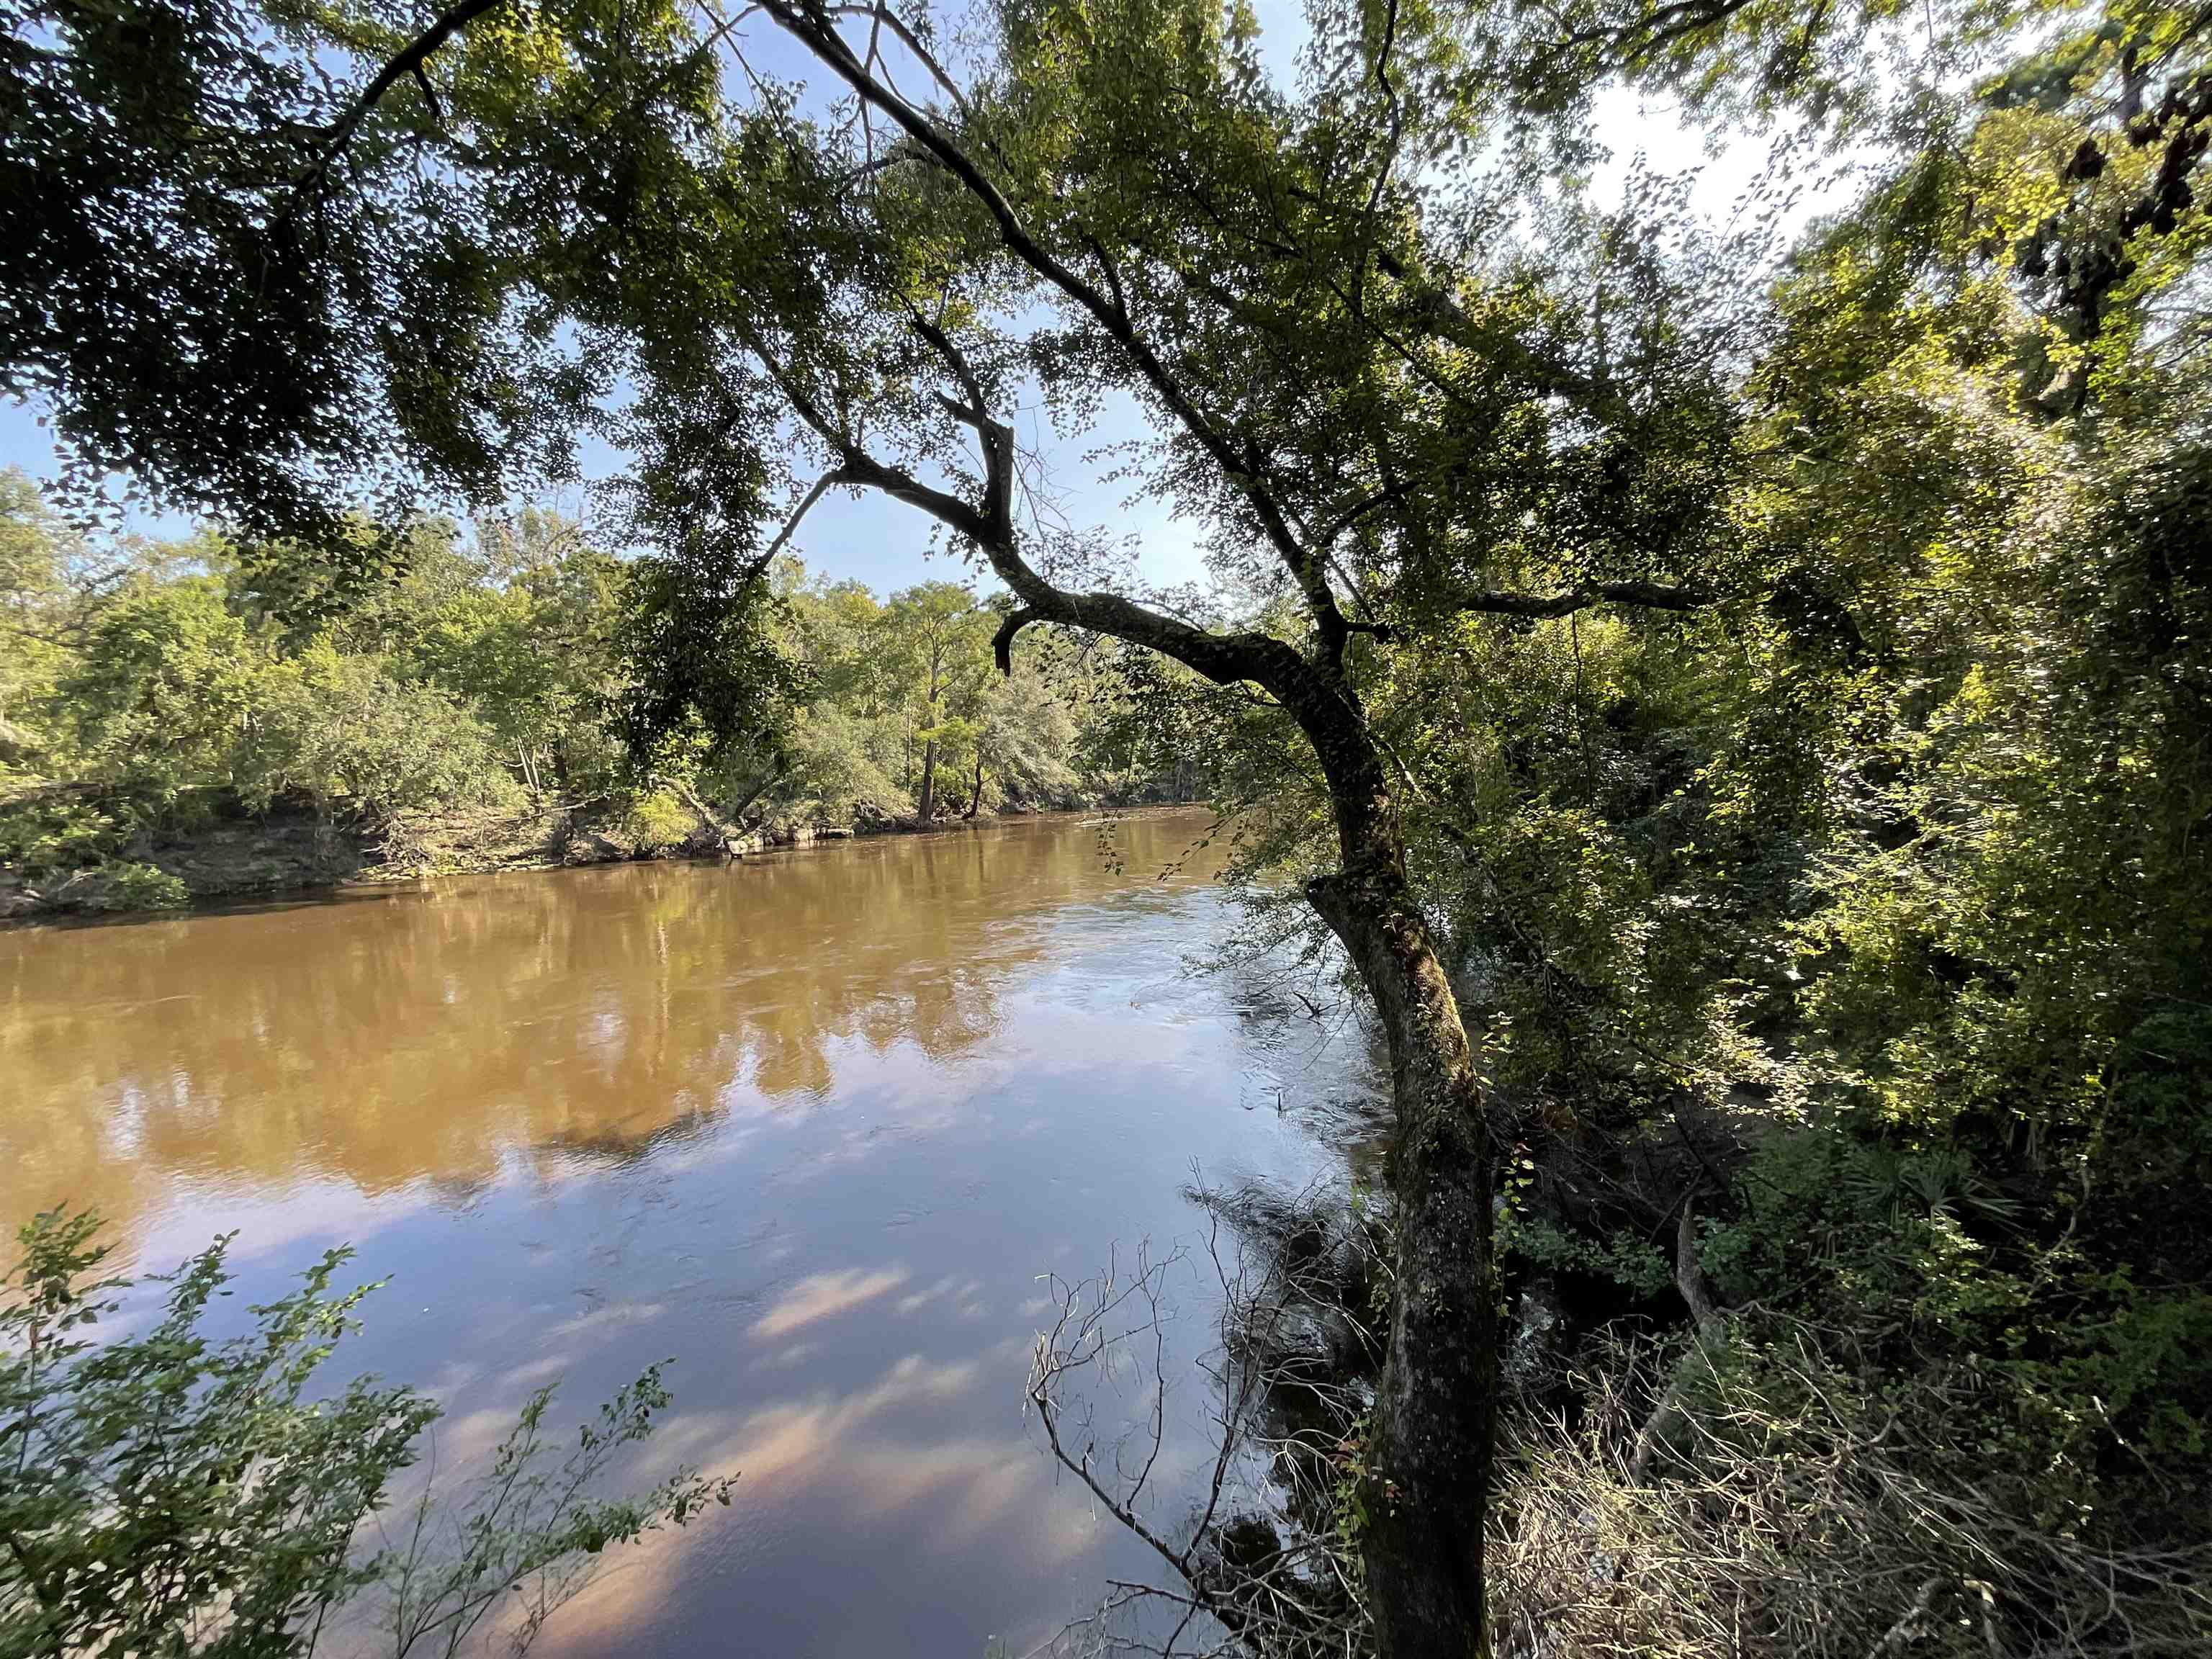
[1,811,1375,1658]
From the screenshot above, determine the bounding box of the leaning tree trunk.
[984,598,1499,1653]
[917,736,938,822]
[649,770,735,843]
[1298,704,1497,1659]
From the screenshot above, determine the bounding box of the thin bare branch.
[757,467,854,567]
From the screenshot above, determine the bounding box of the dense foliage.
[1156,3,2212,1649]
[0,478,1179,911]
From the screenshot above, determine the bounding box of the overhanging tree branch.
[754,0,1351,661]
[1560,0,1761,58]
[738,321,998,544]
[734,318,1300,695]
[1343,580,1713,642]
[286,0,507,210]
[821,4,979,125]
[992,606,1038,674]
[910,311,986,415]
[1359,0,1405,237]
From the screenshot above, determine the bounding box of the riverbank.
[0,795,1208,922]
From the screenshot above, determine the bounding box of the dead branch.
[1026,1192,1379,1659]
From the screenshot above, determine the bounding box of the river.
[0,808,1374,1658]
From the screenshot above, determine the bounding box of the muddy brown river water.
[0,808,1372,1658]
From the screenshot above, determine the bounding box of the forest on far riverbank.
[0,472,1198,917]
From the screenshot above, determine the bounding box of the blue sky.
[0,382,1215,593]
[1,1,1806,597]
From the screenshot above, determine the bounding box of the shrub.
[66,860,189,913]
[239,643,522,824]
[616,786,699,853]
[0,1209,734,1658]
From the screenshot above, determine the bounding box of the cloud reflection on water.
[1,811,1375,1657]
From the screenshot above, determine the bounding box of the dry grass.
[1023,1184,2210,1659]
[1488,1331,2212,1659]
